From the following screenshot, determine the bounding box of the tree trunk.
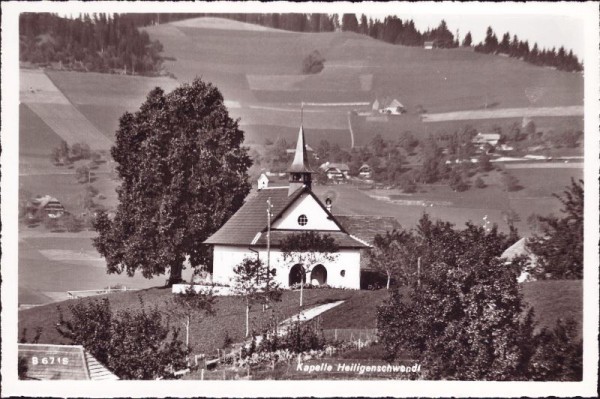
[245,302,249,337]
[168,265,183,285]
[386,271,391,290]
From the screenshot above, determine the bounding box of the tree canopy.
[376,214,581,380]
[527,179,583,279]
[93,78,252,284]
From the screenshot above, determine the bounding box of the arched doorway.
[311,264,327,286]
[289,264,305,287]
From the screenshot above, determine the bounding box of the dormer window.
[298,214,308,226]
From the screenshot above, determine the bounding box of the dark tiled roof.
[204,187,303,245]
[335,215,401,245]
[253,230,368,249]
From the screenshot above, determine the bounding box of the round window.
[340,270,346,277]
[298,214,308,226]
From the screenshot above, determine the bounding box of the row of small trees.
[475,27,583,72]
[50,140,102,166]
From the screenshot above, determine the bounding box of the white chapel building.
[204,126,370,289]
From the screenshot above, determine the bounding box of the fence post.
[201,369,204,380]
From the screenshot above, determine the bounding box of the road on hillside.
[422,105,583,122]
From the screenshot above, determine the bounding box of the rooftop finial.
[301,102,304,125]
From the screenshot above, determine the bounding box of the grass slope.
[18,288,355,355]
[142,18,582,147]
[18,280,582,357]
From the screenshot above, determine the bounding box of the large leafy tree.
[527,179,584,279]
[93,78,252,284]
[377,215,532,379]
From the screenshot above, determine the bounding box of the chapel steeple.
[287,125,314,195]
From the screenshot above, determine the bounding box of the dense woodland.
[19,13,165,76]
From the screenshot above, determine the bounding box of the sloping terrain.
[143,17,583,146]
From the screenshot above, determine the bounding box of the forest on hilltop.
[19,13,165,76]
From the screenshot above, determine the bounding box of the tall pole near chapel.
[266,197,273,287]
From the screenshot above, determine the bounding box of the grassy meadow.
[18,279,582,360]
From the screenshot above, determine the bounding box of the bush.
[302,50,325,74]
[502,173,521,192]
[474,177,486,188]
[56,297,189,380]
[63,214,84,232]
[449,170,469,192]
[399,175,417,193]
[85,185,99,197]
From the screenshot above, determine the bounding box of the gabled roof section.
[335,215,401,245]
[204,187,305,246]
[287,125,315,174]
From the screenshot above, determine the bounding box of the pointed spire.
[287,125,315,173]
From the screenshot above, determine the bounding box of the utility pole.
[266,197,273,288]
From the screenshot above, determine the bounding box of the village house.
[204,126,371,289]
[424,40,436,50]
[501,237,537,283]
[373,98,406,115]
[27,195,65,219]
[319,162,350,183]
[472,132,501,148]
[358,164,372,179]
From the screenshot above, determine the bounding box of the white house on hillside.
[320,162,350,182]
[204,126,369,289]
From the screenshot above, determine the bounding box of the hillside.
[18,280,582,356]
[143,17,583,146]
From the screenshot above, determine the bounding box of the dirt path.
[422,105,583,122]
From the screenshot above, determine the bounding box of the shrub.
[56,297,189,380]
[502,173,521,192]
[449,170,469,192]
[474,177,486,188]
[302,50,325,74]
[63,213,84,232]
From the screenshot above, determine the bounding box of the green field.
[140,18,582,147]
[313,165,582,236]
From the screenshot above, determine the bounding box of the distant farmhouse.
[27,195,65,219]
[373,98,406,115]
[472,132,501,152]
[501,237,537,283]
[204,125,391,290]
[424,40,436,50]
[358,164,372,179]
[320,162,350,183]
